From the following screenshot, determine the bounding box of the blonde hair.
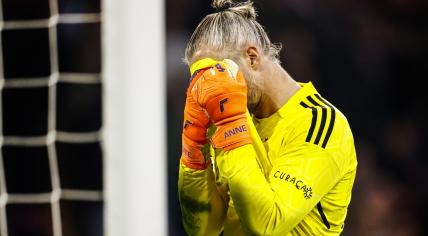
[184,0,281,65]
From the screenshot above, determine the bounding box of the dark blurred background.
[167,0,428,235]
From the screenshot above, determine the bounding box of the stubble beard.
[244,71,263,113]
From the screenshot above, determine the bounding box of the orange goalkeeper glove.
[181,69,212,170]
[191,59,252,151]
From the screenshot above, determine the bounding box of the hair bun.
[212,0,232,10]
[212,0,257,19]
[215,4,231,12]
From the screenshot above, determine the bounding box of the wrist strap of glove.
[181,135,211,170]
[211,118,252,151]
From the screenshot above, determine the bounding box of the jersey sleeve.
[214,114,344,235]
[178,160,227,236]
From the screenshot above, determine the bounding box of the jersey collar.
[276,82,319,118]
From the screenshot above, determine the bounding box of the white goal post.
[103,0,166,235]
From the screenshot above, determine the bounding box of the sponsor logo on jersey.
[273,171,313,200]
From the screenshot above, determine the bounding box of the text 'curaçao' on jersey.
[179,82,357,236]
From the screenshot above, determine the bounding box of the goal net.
[0,0,166,235]
[0,0,103,235]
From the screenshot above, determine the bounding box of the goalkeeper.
[178,1,357,235]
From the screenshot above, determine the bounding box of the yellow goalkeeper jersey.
[179,82,357,235]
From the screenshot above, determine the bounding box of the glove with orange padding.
[191,59,252,151]
[181,69,212,170]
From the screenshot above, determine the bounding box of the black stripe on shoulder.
[314,107,327,145]
[315,94,336,148]
[306,108,318,142]
[306,96,323,107]
[300,101,310,108]
[300,101,318,142]
[317,202,331,229]
[314,94,333,107]
[306,96,328,145]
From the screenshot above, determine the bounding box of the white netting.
[0,0,103,235]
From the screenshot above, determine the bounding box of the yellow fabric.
[178,160,227,236]
[179,60,357,235]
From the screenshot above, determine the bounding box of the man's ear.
[244,46,260,71]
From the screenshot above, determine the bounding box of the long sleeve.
[213,115,348,235]
[178,160,227,236]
